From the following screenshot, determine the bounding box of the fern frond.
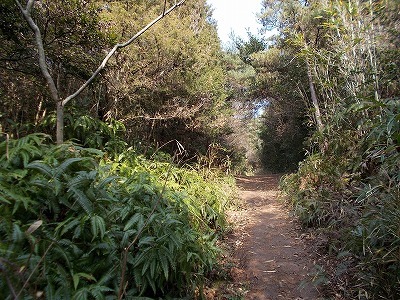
[68,187,93,214]
[138,236,155,247]
[0,195,11,204]
[87,242,112,255]
[55,217,80,237]
[72,272,96,290]
[89,284,113,300]
[0,187,36,212]
[145,271,156,294]
[95,175,119,190]
[12,223,24,243]
[74,146,104,158]
[53,243,74,269]
[123,213,142,231]
[6,134,48,166]
[55,158,89,179]
[70,170,98,186]
[30,178,63,196]
[121,229,137,247]
[27,161,53,178]
[72,287,88,300]
[45,282,56,300]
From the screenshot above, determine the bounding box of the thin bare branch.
[14,0,23,11]
[14,0,59,103]
[5,273,18,300]
[16,242,54,299]
[61,0,185,107]
[26,0,35,12]
[163,0,167,15]
[16,0,186,144]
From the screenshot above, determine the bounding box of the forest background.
[0,0,399,299]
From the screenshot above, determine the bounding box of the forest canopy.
[1,0,234,161]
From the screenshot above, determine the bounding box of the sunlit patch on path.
[227,175,318,300]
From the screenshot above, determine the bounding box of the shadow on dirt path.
[225,175,319,300]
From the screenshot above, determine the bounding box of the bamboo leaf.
[159,253,169,280]
[73,273,80,290]
[138,236,155,247]
[150,259,156,280]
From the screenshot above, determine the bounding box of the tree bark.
[56,101,64,145]
[306,60,323,131]
[15,0,59,99]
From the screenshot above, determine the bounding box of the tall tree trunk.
[306,60,323,131]
[56,102,64,145]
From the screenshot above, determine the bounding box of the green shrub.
[0,134,235,299]
[281,98,400,299]
[348,99,400,298]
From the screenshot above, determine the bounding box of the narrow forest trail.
[222,175,319,300]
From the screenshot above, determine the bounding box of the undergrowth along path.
[226,175,318,300]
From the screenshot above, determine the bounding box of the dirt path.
[223,175,318,300]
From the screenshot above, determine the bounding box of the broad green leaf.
[73,273,96,290]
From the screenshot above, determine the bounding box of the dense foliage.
[254,0,400,298]
[0,133,235,299]
[0,3,258,296]
[227,31,310,172]
[0,0,243,167]
[3,0,399,298]
[253,47,309,172]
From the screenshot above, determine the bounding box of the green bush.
[281,98,400,299]
[348,99,400,298]
[0,134,235,299]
